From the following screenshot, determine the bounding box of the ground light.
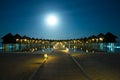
[44,53,48,59]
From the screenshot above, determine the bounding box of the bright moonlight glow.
[45,14,58,27]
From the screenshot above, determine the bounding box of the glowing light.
[16,39,19,42]
[116,46,120,48]
[45,14,58,27]
[44,54,48,59]
[31,48,35,52]
[99,38,103,41]
[0,47,3,49]
[24,39,27,42]
[92,38,95,41]
[66,48,69,52]
[86,49,89,53]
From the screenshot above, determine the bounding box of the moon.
[45,14,59,27]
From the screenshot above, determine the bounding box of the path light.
[44,53,48,59]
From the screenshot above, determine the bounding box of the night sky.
[0,0,120,40]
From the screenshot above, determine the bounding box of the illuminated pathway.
[31,49,89,80]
